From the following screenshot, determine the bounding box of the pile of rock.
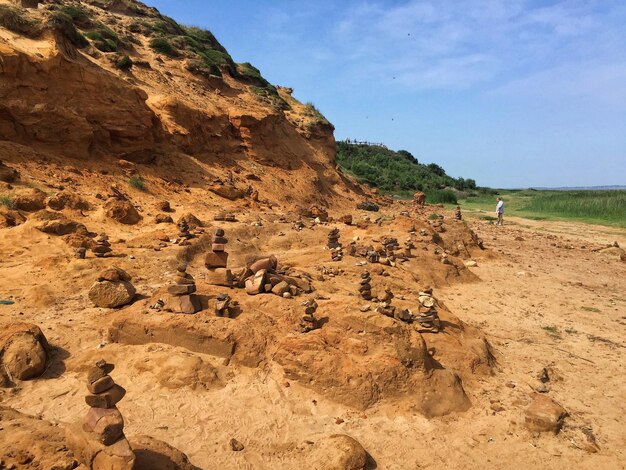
[300,299,319,333]
[68,361,135,468]
[375,288,396,318]
[415,289,441,333]
[93,233,112,258]
[234,255,308,298]
[166,263,201,314]
[403,239,415,258]
[215,293,236,318]
[177,219,193,244]
[359,272,372,301]
[205,228,232,287]
[327,228,341,249]
[89,267,136,308]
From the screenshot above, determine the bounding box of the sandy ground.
[1,209,624,469]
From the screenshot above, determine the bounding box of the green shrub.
[58,5,91,28]
[0,5,42,38]
[86,24,120,52]
[186,58,221,77]
[149,37,178,57]
[428,213,441,220]
[128,176,146,191]
[48,11,88,47]
[0,195,14,209]
[115,54,133,70]
[426,189,458,205]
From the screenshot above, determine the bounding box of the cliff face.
[0,0,346,207]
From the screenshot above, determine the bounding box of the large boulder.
[89,270,136,308]
[524,395,568,434]
[131,435,200,470]
[0,323,49,382]
[309,434,367,470]
[104,198,141,225]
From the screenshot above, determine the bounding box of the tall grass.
[520,190,626,225]
[426,189,458,204]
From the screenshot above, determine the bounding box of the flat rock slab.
[525,394,568,433]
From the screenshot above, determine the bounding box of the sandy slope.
[1,205,624,469]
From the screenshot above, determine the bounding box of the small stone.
[85,384,126,409]
[88,375,115,394]
[525,395,568,434]
[230,438,244,452]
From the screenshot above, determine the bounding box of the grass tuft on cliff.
[0,5,42,38]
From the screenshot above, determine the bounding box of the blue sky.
[144,1,626,188]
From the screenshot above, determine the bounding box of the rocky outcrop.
[0,44,161,162]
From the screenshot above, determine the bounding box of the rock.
[105,198,142,225]
[66,423,135,470]
[88,375,115,394]
[525,395,568,433]
[413,192,426,206]
[166,294,202,314]
[155,214,174,224]
[89,281,136,308]
[158,201,173,212]
[0,208,26,228]
[464,260,478,267]
[131,435,198,470]
[205,268,233,287]
[310,206,329,222]
[272,281,290,296]
[36,218,88,236]
[209,185,244,200]
[356,201,379,212]
[83,407,124,445]
[0,160,19,183]
[176,213,203,229]
[340,214,353,225]
[309,434,367,470]
[230,438,244,452]
[0,323,48,381]
[98,267,132,283]
[167,284,196,295]
[47,191,90,211]
[248,255,278,273]
[85,384,127,409]
[245,269,267,295]
[12,188,46,212]
[204,251,229,269]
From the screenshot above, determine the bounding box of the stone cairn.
[403,238,415,258]
[76,247,87,259]
[68,361,135,468]
[300,299,319,333]
[178,219,193,242]
[415,289,441,333]
[328,228,343,261]
[166,263,201,314]
[93,233,112,258]
[359,272,372,301]
[215,293,235,317]
[205,228,232,287]
[454,206,462,220]
[375,288,396,318]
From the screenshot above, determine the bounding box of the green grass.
[0,195,14,209]
[115,55,133,70]
[425,189,458,204]
[454,189,626,228]
[542,325,562,339]
[0,5,41,38]
[149,37,179,57]
[128,176,146,191]
[85,24,120,52]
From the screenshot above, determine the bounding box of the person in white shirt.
[495,197,504,226]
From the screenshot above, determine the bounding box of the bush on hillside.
[48,11,89,47]
[0,5,42,38]
[149,36,178,57]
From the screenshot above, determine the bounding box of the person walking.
[495,197,504,226]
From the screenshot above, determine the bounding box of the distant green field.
[453,189,626,228]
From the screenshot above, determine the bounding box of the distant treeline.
[336,141,477,203]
